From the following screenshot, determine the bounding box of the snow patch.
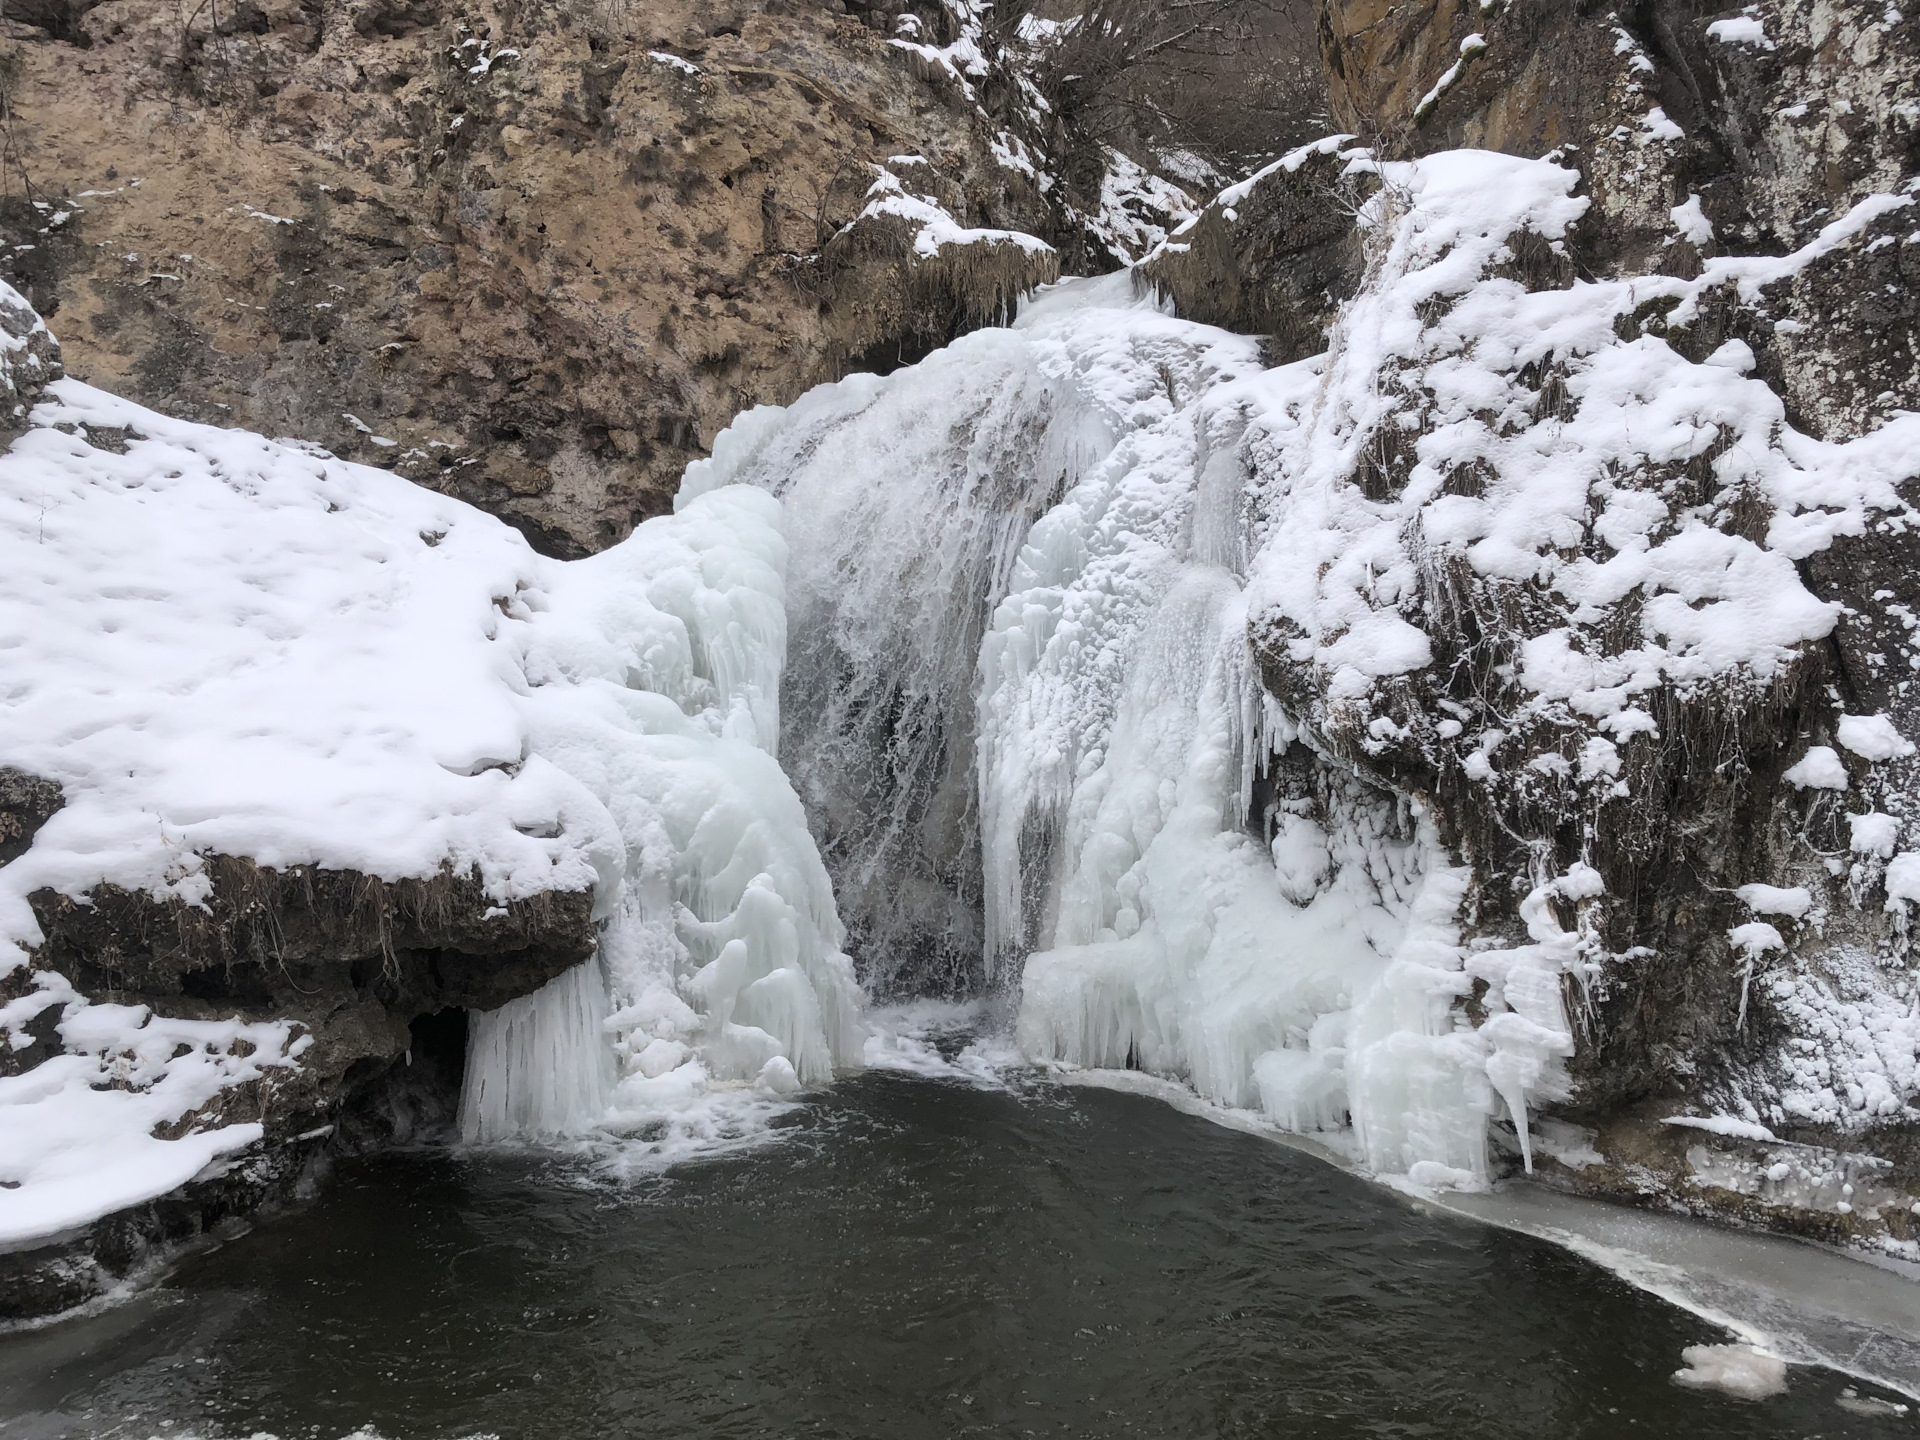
[1784,747,1849,790]
[1737,884,1813,919]
[852,166,1054,262]
[1663,1113,1780,1142]
[1705,12,1776,49]
[1837,713,1914,762]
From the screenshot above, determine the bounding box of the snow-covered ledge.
[0,286,863,1317]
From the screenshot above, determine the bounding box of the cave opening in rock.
[341,1006,471,1149]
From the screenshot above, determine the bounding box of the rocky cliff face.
[1145,0,1920,1249]
[0,0,1084,554]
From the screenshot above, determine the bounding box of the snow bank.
[0,353,862,1243]
[0,381,596,912]
[853,165,1054,262]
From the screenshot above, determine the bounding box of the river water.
[1,1063,1912,1439]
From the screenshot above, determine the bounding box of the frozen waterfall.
[679,272,1515,1185]
[459,485,866,1144]
[465,256,1563,1188]
[460,960,616,1144]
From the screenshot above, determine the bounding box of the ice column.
[460,485,868,1143]
[460,961,617,1142]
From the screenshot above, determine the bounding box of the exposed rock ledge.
[0,819,594,1321]
[0,0,1079,557]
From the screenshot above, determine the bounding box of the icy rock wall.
[1234,143,1920,1167]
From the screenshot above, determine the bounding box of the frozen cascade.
[967,281,1497,1180]
[459,485,866,1142]
[460,960,616,1143]
[676,277,1136,993]
[686,269,1521,1184]
[483,142,1852,1178]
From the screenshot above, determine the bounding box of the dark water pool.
[0,1069,1911,1439]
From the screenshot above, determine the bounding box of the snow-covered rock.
[0,289,862,1313]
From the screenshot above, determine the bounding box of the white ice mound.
[1671,1343,1789,1400]
[0,369,862,1237]
[475,485,864,1140]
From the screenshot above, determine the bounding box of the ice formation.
[1671,1343,1789,1400]
[676,288,1138,992]
[693,141,1920,1191]
[0,358,862,1242]
[690,271,1496,1177]
[7,130,1920,1237]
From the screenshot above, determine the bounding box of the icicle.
[461,484,868,1146]
[460,961,616,1143]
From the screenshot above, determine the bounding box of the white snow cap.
[1883,852,1920,909]
[1836,712,1914,762]
[1735,883,1811,919]
[1728,921,1786,957]
[852,165,1054,262]
[1849,811,1901,857]
[1669,194,1714,246]
[1662,1113,1779,1142]
[1704,11,1775,48]
[1783,746,1849,790]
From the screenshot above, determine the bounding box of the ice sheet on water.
[1672,1344,1790,1399]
